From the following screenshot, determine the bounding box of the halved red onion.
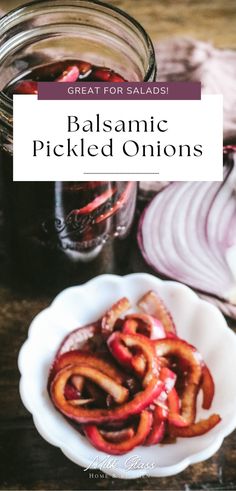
[138,147,236,318]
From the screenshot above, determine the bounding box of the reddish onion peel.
[145,407,166,446]
[51,369,162,424]
[83,410,152,455]
[108,332,160,386]
[101,297,131,338]
[169,414,221,437]
[154,338,202,424]
[201,365,215,410]
[49,350,124,386]
[138,291,176,335]
[53,365,128,404]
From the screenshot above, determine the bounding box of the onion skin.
[69,398,94,406]
[123,313,166,339]
[64,384,81,401]
[167,388,189,427]
[101,297,131,338]
[52,365,129,404]
[138,291,176,335]
[100,427,135,443]
[56,322,101,357]
[169,414,221,437]
[154,338,203,424]
[55,65,80,82]
[95,182,135,224]
[145,407,166,446]
[83,410,152,455]
[153,339,203,385]
[49,350,124,386]
[71,375,84,392]
[50,370,163,424]
[201,365,215,410]
[14,80,38,94]
[68,186,116,216]
[154,367,177,404]
[107,332,160,386]
[155,404,168,421]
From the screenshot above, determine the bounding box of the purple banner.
[38,81,201,100]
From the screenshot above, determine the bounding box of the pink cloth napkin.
[156,37,236,142]
[140,37,236,196]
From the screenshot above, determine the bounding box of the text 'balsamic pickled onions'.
[48,291,221,455]
[138,147,236,319]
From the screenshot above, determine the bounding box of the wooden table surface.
[0,1,236,490]
[1,0,236,47]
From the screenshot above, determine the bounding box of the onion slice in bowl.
[138,147,236,318]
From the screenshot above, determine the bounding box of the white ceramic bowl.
[18,273,236,479]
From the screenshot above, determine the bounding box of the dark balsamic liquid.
[0,60,137,292]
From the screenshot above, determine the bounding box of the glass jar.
[0,0,156,291]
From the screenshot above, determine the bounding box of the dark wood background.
[0,1,236,490]
[1,0,236,47]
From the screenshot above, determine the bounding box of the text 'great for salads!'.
[48,290,220,456]
[9,60,203,159]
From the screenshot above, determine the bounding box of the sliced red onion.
[138,148,236,318]
[56,322,102,356]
